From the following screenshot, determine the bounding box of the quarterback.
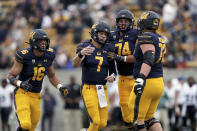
[73,21,116,131]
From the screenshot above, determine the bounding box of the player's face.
[38,39,47,50]
[118,18,130,30]
[98,31,107,43]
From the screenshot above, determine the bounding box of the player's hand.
[134,73,146,96]
[107,52,125,62]
[81,46,95,56]
[107,52,115,59]
[105,73,115,83]
[20,81,33,92]
[59,86,69,97]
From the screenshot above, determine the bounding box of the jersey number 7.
[95,56,103,72]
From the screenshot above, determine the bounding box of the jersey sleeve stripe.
[15,53,23,63]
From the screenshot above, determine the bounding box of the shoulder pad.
[15,49,29,63]
[20,49,29,55]
[47,48,54,52]
[138,34,154,45]
[46,48,55,58]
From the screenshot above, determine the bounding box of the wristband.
[16,80,22,87]
[138,73,146,79]
[9,77,17,85]
[116,55,126,62]
[124,56,127,62]
[57,84,63,89]
[78,52,83,58]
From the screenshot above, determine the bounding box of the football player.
[128,11,166,131]
[7,29,68,131]
[73,21,116,131]
[108,9,137,129]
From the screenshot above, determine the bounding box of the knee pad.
[145,117,161,130]
[17,127,29,131]
[133,123,147,131]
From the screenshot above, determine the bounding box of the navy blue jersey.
[109,29,138,76]
[76,41,116,85]
[15,48,55,93]
[133,32,166,78]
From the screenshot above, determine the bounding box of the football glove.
[107,52,125,62]
[20,81,33,92]
[59,86,69,97]
[134,73,146,96]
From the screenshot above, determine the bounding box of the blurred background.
[0,0,197,131]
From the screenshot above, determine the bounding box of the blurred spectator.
[41,13,52,29]
[63,76,82,131]
[165,80,176,131]
[59,0,78,9]
[54,12,69,36]
[30,10,43,29]
[13,11,27,29]
[182,76,197,131]
[79,4,93,27]
[0,79,14,131]
[174,77,186,130]
[191,23,197,43]
[138,0,146,10]
[0,23,9,45]
[0,51,11,69]
[64,54,74,70]
[162,0,178,28]
[54,47,68,69]
[41,88,56,131]
[72,17,84,44]
[189,0,197,21]
[6,24,25,51]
